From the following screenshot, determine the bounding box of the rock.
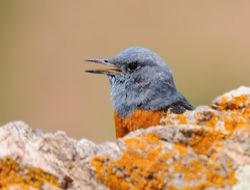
[0,86,250,190]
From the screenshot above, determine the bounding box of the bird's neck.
[109,74,183,117]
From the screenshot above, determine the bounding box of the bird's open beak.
[85,58,122,75]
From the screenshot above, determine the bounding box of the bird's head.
[86,47,173,82]
[86,47,187,117]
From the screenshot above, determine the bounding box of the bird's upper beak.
[85,58,122,75]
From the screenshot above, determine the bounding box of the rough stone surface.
[0,86,250,189]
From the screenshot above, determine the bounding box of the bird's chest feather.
[114,109,165,138]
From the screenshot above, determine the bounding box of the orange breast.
[114,109,164,138]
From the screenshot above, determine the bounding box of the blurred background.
[0,0,249,142]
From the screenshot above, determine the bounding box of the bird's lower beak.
[85,58,122,75]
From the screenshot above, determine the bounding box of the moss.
[0,157,60,189]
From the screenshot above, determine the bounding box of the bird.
[85,47,193,138]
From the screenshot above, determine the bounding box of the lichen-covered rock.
[0,86,250,189]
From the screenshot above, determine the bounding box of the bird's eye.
[127,62,138,72]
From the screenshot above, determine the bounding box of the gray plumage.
[86,47,193,118]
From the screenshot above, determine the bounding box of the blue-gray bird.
[86,47,193,137]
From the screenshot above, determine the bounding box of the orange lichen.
[189,130,227,154]
[195,112,221,128]
[223,114,247,133]
[0,157,60,189]
[92,134,171,190]
[114,110,164,138]
[171,133,237,189]
[214,95,249,110]
[173,144,188,156]
[172,158,204,181]
[92,132,237,190]
[206,114,220,128]
[175,114,187,124]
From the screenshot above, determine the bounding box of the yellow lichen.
[0,157,60,189]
